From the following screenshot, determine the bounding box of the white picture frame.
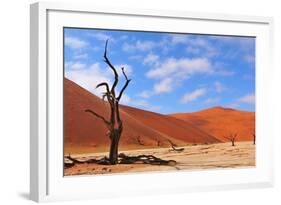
[30,2,274,202]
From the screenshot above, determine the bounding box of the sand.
[64,141,255,176]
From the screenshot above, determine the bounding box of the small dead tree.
[167,139,184,152]
[253,133,256,145]
[85,40,131,165]
[224,133,237,146]
[156,139,161,147]
[136,136,145,146]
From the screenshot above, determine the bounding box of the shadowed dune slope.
[169,107,255,142]
[64,78,221,152]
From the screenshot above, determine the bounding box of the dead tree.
[167,139,184,152]
[224,133,237,146]
[136,136,145,146]
[253,133,256,145]
[85,40,131,165]
[156,139,161,147]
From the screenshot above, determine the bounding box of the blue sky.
[64,28,255,114]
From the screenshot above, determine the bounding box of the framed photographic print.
[30,2,274,202]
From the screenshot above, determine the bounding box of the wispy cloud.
[204,98,220,104]
[181,88,206,103]
[119,93,131,105]
[228,103,240,109]
[122,40,156,52]
[153,78,173,94]
[114,64,133,77]
[170,34,218,57]
[143,53,159,65]
[65,61,86,70]
[138,90,153,98]
[73,53,88,60]
[214,81,225,93]
[65,36,88,49]
[88,32,114,42]
[238,93,255,104]
[65,63,112,97]
[145,57,213,95]
[170,34,190,45]
[146,57,213,79]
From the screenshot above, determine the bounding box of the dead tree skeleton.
[85,40,131,165]
[167,139,184,152]
[224,133,237,146]
[136,136,145,146]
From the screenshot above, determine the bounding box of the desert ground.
[64,141,255,176]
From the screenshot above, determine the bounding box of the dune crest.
[169,106,255,142]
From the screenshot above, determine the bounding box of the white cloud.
[238,93,255,104]
[65,36,88,49]
[146,57,213,79]
[213,62,236,76]
[138,90,153,98]
[74,53,88,60]
[170,34,189,44]
[119,94,131,105]
[153,78,173,94]
[65,61,133,98]
[122,40,156,52]
[212,36,254,48]
[204,98,220,104]
[170,34,218,57]
[114,64,133,77]
[216,69,235,76]
[143,53,159,65]
[145,57,213,95]
[88,32,114,42]
[186,46,201,55]
[228,103,240,109]
[65,63,112,97]
[214,81,225,93]
[129,55,143,61]
[65,61,86,70]
[181,88,206,103]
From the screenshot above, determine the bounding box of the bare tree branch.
[96,82,110,93]
[121,67,129,80]
[167,139,177,147]
[117,67,131,101]
[103,39,119,94]
[85,109,111,125]
[96,81,116,127]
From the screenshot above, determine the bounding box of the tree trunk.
[86,41,130,165]
[109,129,121,164]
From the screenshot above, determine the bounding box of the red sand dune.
[64,78,220,152]
[169,107,255,142]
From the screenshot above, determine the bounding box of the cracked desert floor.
[64,141,255,176]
